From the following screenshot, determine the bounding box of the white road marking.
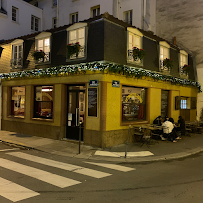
[0,148,19,152]
[0,177,39,202]
[7,152,112,179]
[85,162,135,172]
[0,158,81,188]
[94,150,154,157]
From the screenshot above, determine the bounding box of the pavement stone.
[0,130,203,163]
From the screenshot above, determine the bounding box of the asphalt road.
[0,142,203,203]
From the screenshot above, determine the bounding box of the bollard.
[125,125,131,158]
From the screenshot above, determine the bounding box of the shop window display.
[122,86,146,121]
[34,86,53,119]
[11,86,25,117]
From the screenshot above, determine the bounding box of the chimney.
[173,37,176,45]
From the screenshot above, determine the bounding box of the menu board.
[161,90,169,117]
[88,88,97,117]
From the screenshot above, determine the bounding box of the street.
[0,142,203,203]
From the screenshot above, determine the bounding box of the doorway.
[66,85,85,141]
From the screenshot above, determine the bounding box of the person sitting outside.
[153,116,162,126]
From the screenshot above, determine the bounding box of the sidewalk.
[1,130,203,163]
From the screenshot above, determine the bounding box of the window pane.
[69,30,77,43]
[134,36,140,48]
[34,86,53,119]
[76,13,78,22]
[11,86,25,117]
[44,38,50,47]
[122,86,146,121]
[31,16,34,30]
[97,7,100,16]
[35,18,39,31]
[72,15,75,24]
[18,45,22,58]
[38,39,43,50]
[93,9,96,17]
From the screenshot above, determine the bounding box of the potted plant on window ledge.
[182,64,191,75]
[66,42,81,59]
[132,47,145,62]
[163,58,173,70]
[32,50,45,62]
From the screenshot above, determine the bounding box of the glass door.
[66,85,85,140]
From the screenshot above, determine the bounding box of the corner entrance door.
[66,85,85,141]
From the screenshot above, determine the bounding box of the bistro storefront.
[1,63,200,148]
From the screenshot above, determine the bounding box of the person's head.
[169,117,174,123]
[157,115,161,120]
[164,116,169,121]
[179,116,182,120]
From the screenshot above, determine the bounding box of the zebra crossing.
[0,151,135,202]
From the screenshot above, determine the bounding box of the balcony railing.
[127,49,141,63]
[36,52,50,63]
[10,58,23,69]
[160,59,170,71]
[67,46,86,60]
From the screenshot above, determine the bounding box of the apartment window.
[127,27,143,63]
[122,86,146,121]
[124,10,132,25]
[11,86,25,117]
[66,23,87,59]
[159,41,170,71]
[34,86,53,119]
[180,50,188,75]
[91,5,100,18]
[53,0,57,6]
[181,99,187,109]
[31,15,39,31]
[70,12,78,24]
[12,6,18,22]
[37,38,50,62]
[10,39,23,68]
[52,17,57,28]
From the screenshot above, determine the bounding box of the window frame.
[35,32,52,63]
[159,41,170,71]
[53,0,57,6]
[70,12,78,24]
[91,5,100,18]
[34,85,54,120]
[52,17,57,28]
[123,10,132,25]
[10,86,25,118]
[10,39,23,68]
[122,85,147,123]
[12,6,18,23]
[66,23,88,61]
[179,50,188,75]
[31,15,40,32]
[127,27,143,64]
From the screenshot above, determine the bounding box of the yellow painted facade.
[1,71,198,147]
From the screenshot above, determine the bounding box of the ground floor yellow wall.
[1,72,198,147]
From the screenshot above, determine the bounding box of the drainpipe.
[117,0,120,19]
[57,0,59,27]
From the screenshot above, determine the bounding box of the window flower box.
[163,58,173,70]
[32,50,45,61]
[66,42,81,59]
[182,64,191,75]
[132,47,145,61]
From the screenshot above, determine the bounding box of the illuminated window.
[122,86,146,121]
[34,86,53,119]
[181,99,187,109]
[11,86,25,117]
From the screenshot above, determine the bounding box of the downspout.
[57,0,59,27]
[117,0,120,19]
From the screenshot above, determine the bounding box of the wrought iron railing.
[68,46,86,60]
[127,49,141,63]
[37,52,50,63]
[160,59,169,71]
[10,58,23,69]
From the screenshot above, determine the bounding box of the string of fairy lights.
[0,62,201,92]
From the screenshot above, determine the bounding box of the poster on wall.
[88,88,97,117]
[161,90,169,118]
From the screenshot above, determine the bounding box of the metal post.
[125,125,131,158]
[79,122,82,154]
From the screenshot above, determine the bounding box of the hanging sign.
[89,80,99,87]
[112,80,120,87]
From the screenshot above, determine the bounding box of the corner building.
[0,13,200,148]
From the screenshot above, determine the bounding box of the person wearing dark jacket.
[178,116,186,136]
[153,116,162,126]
